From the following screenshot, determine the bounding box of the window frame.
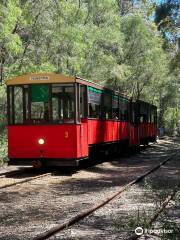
[47,83,77,124]
[86,86,130,121]
[119,97,129,121]
[7,83,79,125]
[87,86,102,119]
[78,84,88,119]
[7,83,131,125]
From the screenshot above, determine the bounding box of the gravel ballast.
[0,139,179,240]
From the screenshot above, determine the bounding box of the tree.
[0,0,179,136]
[0,0,22,82]
[111,15,168,101]
[155,0,180,41]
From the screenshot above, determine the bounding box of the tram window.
[139,102,149,123]
[52,96,60,122]
[14,87,23,124]
[140,115,144,123]
[64,87,74,121]
[31,84,50,121]
[7,86,14,124]
[88,87,102,119]
[52,84,75,123]
[131,103,137,124]
[119,98,129,121]
[31,102,49,120]
[139,114,147,123]
[154,111,157,124]
[132,111,136,123]
[112,96,119,119]
[148,108,150,122]
[80,85,86,118]
[89,103,101,118]
[151,107,157,123]
[24,86,29,121]
[52,85,63,122]
[151,112,154,123]
[7,84,76,125]
[8,86,27,125]
[102,93,112,119]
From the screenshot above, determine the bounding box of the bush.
[0,128,8,166]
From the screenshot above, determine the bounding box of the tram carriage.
[6,73,157,167]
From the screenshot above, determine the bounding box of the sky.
[155,0,165,4]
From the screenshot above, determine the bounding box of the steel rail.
[0,172,53,190]
[34,150,180,240]
[0,168,34,178]
[127,186,179,240]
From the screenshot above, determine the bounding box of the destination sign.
[30,76,49,81]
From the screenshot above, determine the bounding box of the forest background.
[0,0,179,164]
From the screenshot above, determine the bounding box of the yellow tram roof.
[5,72,107,92]
[5,72,128,98]
[5,73,76,86]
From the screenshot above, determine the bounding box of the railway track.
[0,170,53,190]
[127,187,179,240]
[0,140,177,191]
[0,167,34,178]
[34,149,180,240]
[0,166,76,190]
[0,143,161,190]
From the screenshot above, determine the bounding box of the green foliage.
[114,14,169,101]
[155,0,180,40]
[164,107,180,135]
[0,84,6,122]
[0,129,8,166]
[0,0,22,55]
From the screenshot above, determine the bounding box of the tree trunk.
[117,0,134,16]
[158,93,165,128]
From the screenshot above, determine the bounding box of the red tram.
[6,73,157,167]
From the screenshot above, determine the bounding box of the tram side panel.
[129,123,140,147]
[8,124,88,164]
[76,121,88,158]
[87,119,129,145]
[150,123,157,141]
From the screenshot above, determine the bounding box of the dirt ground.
[0,138,179,240]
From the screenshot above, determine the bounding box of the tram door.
[52,93,62,123]
[129,101,140,146]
